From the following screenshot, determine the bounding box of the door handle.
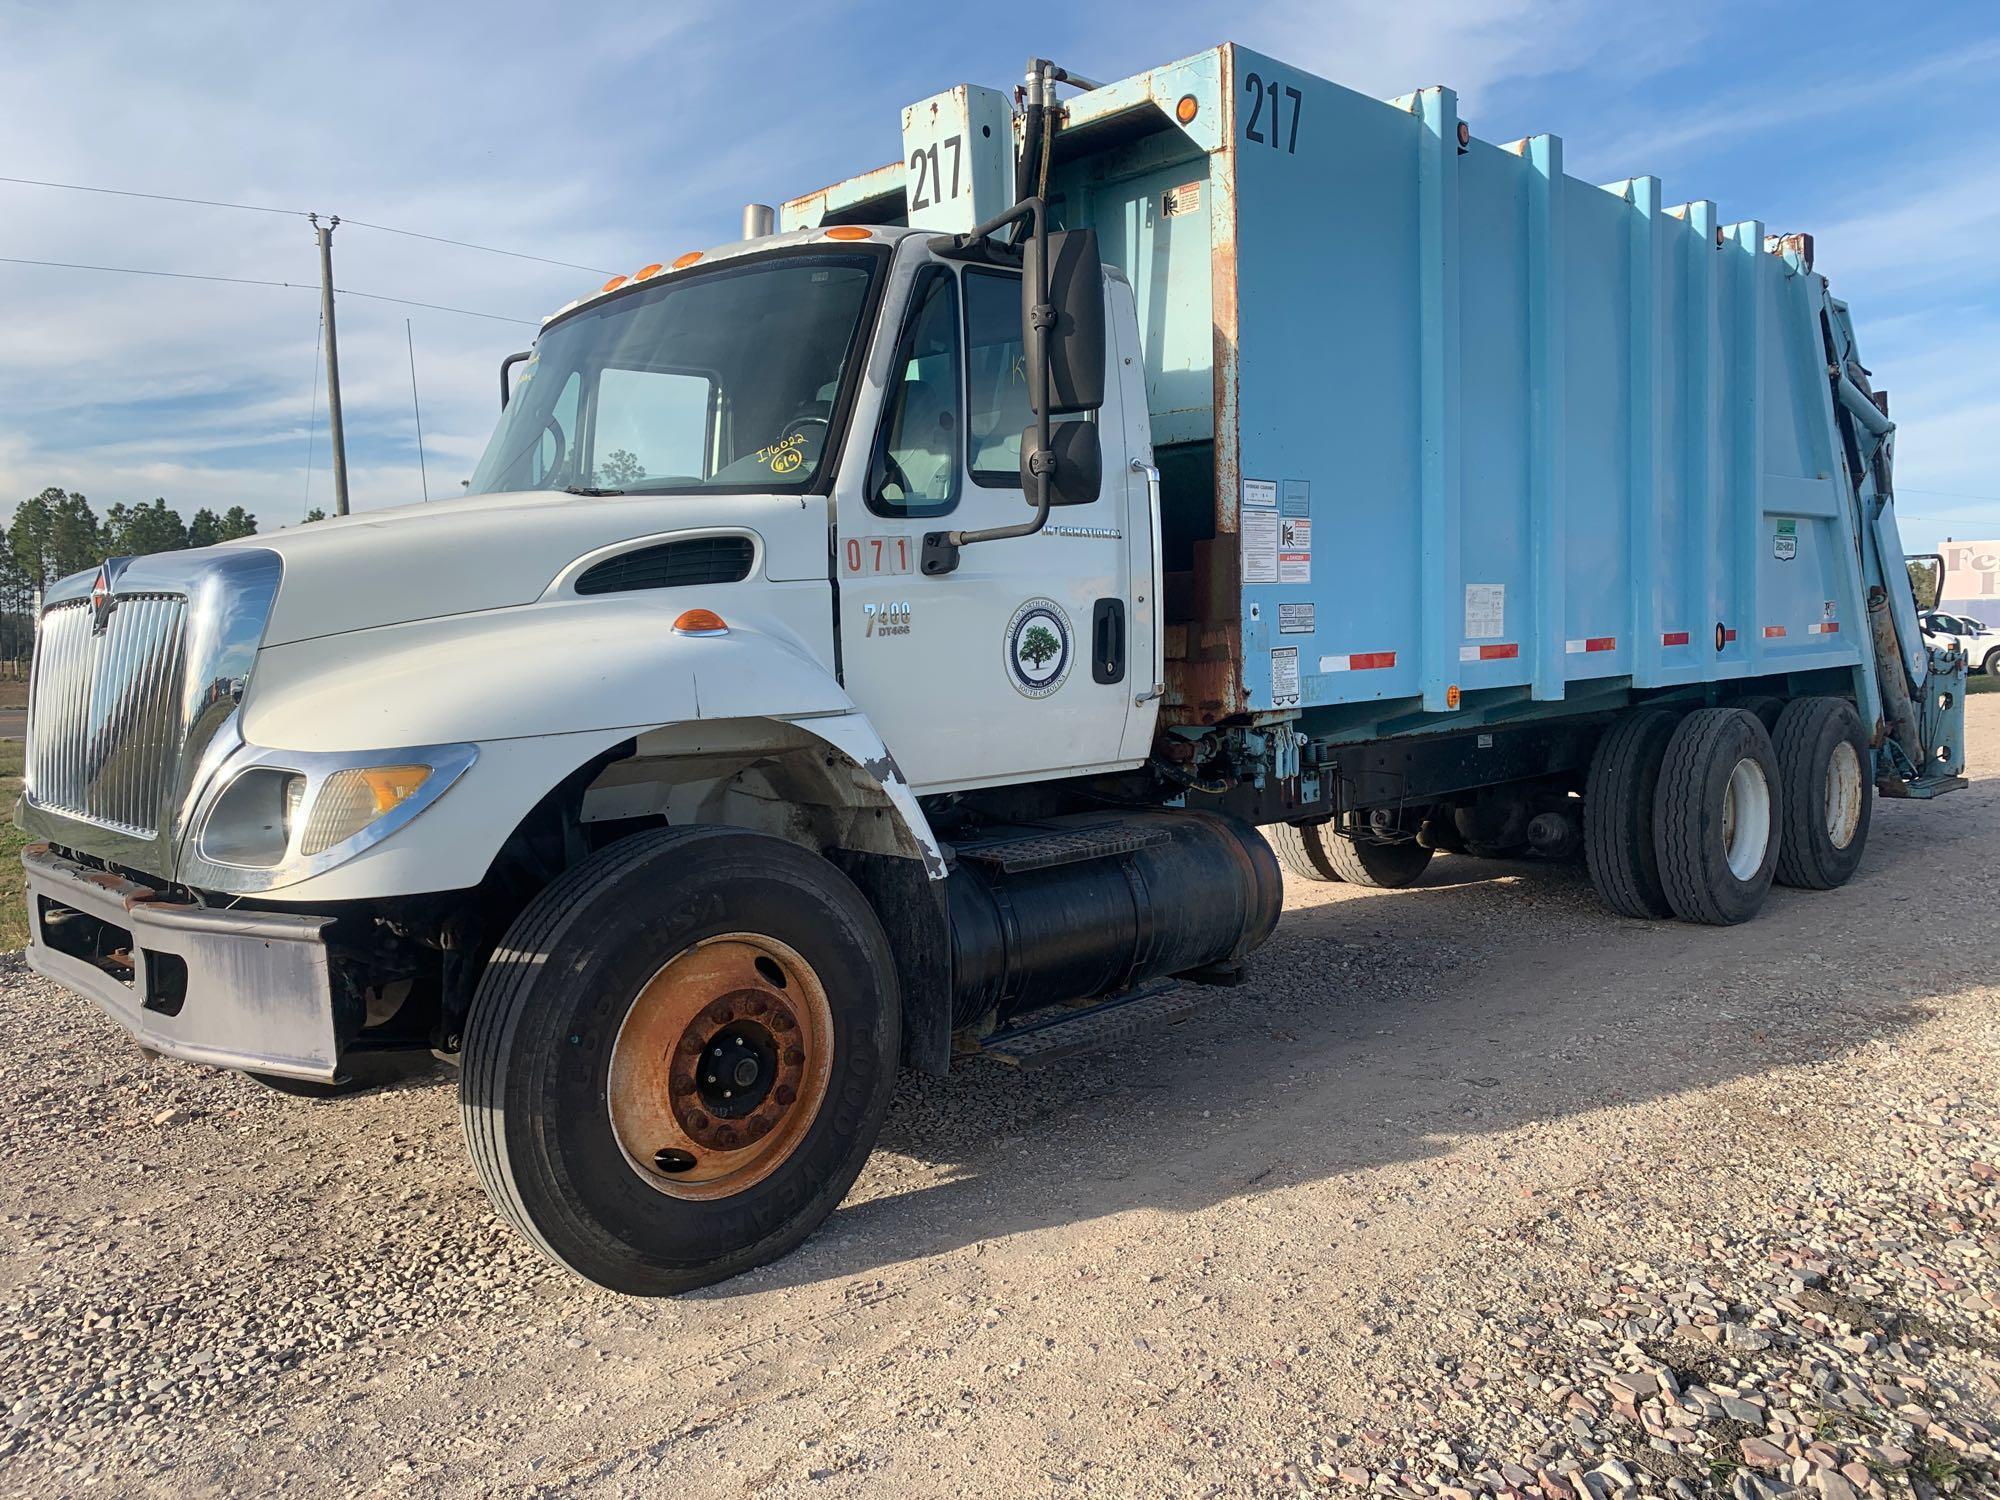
[1092,598,1126,685]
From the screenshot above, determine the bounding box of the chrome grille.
[27,594,191,835]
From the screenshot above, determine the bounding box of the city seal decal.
[1004,597,1072,699]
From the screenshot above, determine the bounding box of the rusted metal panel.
[778,161,907,232]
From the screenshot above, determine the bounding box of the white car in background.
[1922,611,1999,675]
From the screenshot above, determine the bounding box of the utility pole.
[310,213,351,516]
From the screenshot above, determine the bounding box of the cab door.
[834,254,1141,794]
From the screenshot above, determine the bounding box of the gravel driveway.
[3,699,1996,1499]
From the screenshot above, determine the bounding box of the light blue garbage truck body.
[784,42,1965,789]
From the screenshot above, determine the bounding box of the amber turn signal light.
[672,608,729,637]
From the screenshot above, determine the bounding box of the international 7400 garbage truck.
[18,45,1968,1293]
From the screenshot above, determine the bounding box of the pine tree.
[218,506,257,540]
[8,488,58,599]
[47,492,101,578]
[120,498,189,557]
[187,507,222,549]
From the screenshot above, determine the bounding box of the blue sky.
[2,0,1996,550]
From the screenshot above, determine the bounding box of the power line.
[1898,487,2000,504]
[0,174,297,217]
[0,174,614,275]
[338,217,612,276]
[0,254,539,325]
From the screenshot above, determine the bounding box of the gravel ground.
[2,698,1996,1499]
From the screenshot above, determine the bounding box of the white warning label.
[1278,517,1311,583]
[1277,602,1315,634]
[1464,582,1506,639]
[1241,509,1279,584]
[1270,646,1300,707]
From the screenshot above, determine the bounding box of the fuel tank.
[945,809,1281,1030]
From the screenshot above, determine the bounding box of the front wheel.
[1982,646,2000,678]
[461,827,900,1295]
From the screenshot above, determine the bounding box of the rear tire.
[1322,834,1433,888]
[1654,708,1782,925]
[1733,694,1786,733]
[1584,707,1681,919]
[1771,696,1872,890]
[1266,821,1345,882]
[461,826,900,1296]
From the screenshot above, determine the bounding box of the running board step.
[954,825,1171,874]
[974,980,1203,1067]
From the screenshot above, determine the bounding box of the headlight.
[190,743,476,884]
[199,767,306,867]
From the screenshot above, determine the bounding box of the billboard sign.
[1940,539,2000,620]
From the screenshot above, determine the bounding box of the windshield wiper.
[563,484,624,497]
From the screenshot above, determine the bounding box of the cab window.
[964,269,1033,486]
[529,371,582,488]
[592,367,713,487]
[869,268,961,517]
[964,267,1091,488]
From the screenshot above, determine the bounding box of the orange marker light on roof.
[1175,94,1199,125]
[671,250,703,270]
[600,274,628,293]
[823,225,872,240]
[672,608,729,637]
[634,262,664,280]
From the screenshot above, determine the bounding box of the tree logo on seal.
[1005,597,1072,699]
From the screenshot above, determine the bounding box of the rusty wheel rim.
[607,933,834,1201]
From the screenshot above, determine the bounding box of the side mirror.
[501,350,530,409]
[1022,229,1105,415]
[1019,421,1101,506]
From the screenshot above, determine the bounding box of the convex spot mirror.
[1022,228,1105,416]
[1018,420,1101,506]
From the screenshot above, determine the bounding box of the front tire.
[461,827,900,1296]
[1653,708,1782,925]
[1982,646,2000,678]
[1771,696,1872,890]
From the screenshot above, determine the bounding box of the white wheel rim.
[1825,740,1863,849]
[1721,757,1772,882]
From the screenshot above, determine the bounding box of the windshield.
[468,250,882,496]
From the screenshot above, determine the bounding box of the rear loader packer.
[18,44,1965,1293]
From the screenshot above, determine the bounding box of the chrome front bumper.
[22,844,341,1081]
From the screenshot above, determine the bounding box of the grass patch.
[0,738,27,951]
[1967,672,1997,694]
